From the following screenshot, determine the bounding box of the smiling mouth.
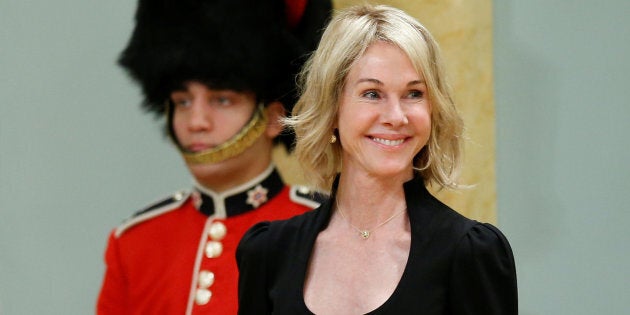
[370,137,405,146]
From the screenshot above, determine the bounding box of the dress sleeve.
[449,223,518,315]
[96,231,128,315]
[236,221,273,315]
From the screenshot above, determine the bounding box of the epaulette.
[114,190,191,237]
[290,185,329,209]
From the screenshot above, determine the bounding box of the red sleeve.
[96,231,128,315]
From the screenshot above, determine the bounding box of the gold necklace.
[336,200,406,239]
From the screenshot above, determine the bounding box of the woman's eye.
[408,90,424,99]
[362,91,380,99]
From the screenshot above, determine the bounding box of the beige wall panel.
[274,0,496,223]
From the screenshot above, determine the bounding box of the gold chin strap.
[181,103,268,164]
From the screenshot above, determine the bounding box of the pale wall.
[494,1,630,314]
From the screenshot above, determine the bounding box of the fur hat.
[119,0,331,146]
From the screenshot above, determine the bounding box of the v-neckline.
[293,176,435,314]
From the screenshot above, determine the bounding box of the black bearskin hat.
[119,0,332,148]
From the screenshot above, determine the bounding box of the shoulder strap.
[114,190,190,237]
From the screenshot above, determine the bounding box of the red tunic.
[97,168,321,314]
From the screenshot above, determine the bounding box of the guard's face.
[170,81,268,191]
[169,81,283,191]
[171,81,256,153]
[337,41,431,180]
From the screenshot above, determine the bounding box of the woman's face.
[337,41,431,179]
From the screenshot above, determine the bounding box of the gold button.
[195,288,212,305]
[208,221,227,240]
[173,191,184,201]
[198,270,215,288]
[205,241,223,258]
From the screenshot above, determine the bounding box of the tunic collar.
[191,165,284,218]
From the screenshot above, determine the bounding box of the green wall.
[494,1,630,314]
[0,2,190,314]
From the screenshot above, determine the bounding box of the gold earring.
[330,134,337,144]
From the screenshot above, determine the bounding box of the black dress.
[237,175,518,314]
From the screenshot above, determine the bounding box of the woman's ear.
[264,101,285,138]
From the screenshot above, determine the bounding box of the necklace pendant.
[360,230,370,239]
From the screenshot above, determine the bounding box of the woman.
[237,4,517,314]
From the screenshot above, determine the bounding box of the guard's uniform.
[97,166,323,315]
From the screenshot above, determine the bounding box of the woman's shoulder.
[430,204,514,257]
[413,191,514,261]
[450,221,516,289]
[448,222,518,313]
[456,222,514,257]
[238,207,323,256]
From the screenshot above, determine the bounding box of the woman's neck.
[335,169,412,226]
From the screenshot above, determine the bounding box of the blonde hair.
[284,4,464,191]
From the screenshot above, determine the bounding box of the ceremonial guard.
[96,0,331,314]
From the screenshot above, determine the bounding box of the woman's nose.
[382,99,408,127]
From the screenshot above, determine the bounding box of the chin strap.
[177,103,268,164]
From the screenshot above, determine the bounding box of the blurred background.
[1,0,628,314]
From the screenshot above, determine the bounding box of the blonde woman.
[237,4,517,314]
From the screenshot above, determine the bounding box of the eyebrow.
[357,78,383,85]
[356,78,426,86]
